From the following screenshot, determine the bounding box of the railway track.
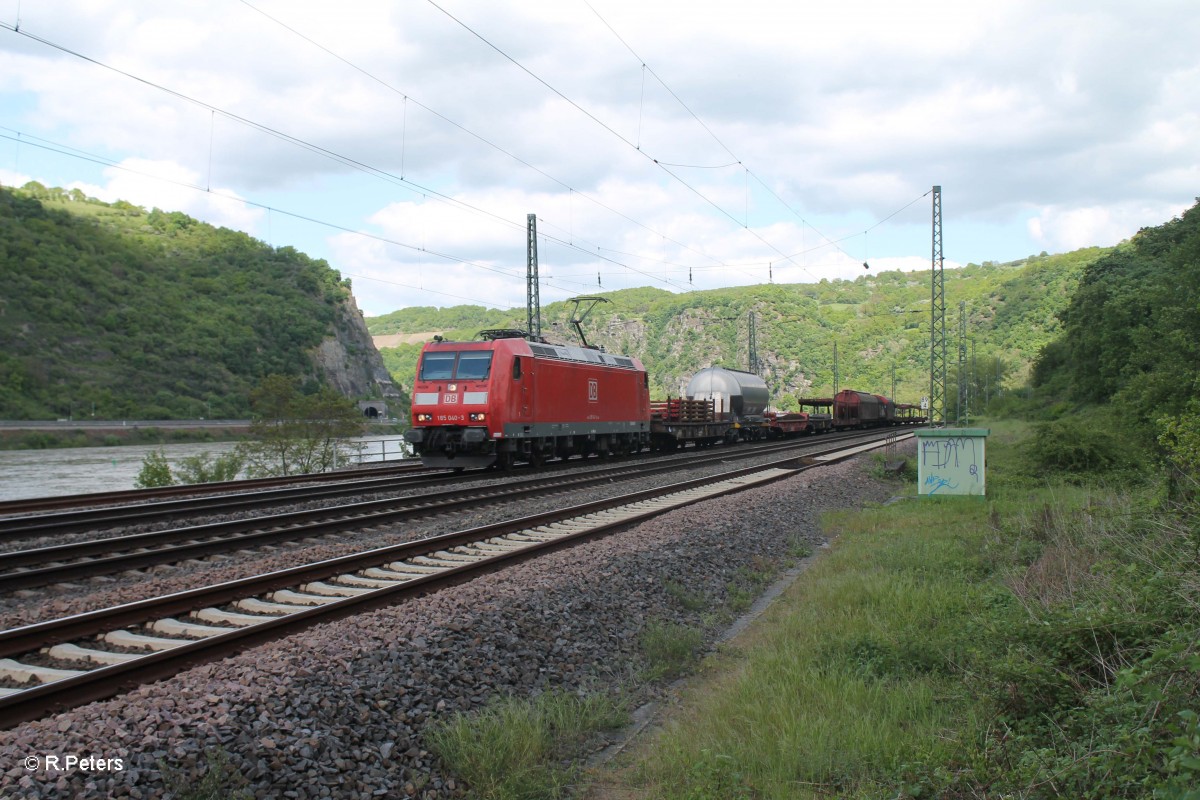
[1,431,879,537]
[0,465,457,539]
[0,460,435,517]
[0,433,907,728]
[0,433,883,592]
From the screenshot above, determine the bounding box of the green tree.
[0,185,355,420]
[1043,203,1200,422]
[237,376,365,477]
[1158,392,1200,499]
[174,451,245,484]
[134,449,175,488]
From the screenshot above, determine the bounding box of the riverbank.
[0,433,414,501]
[0,420,404,450]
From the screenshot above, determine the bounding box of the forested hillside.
[371,249,1106,413]
[0,183,395,420]
[1035,199,1200,425]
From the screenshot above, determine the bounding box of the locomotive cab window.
[418,350,494,381]
[456,351,493,380]
[512,357,523,380]
[419,352,456,380]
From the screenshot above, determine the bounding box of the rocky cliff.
[312,293,404,401]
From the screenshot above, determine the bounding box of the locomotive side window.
[456,351,493,380]
[512,357,523,380]
[419,352,457,380]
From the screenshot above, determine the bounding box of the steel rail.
[0,467,453,539]
[0,461,433,517]
[0,434,905,728]
[0,429,879,533]
[0,433,880,592]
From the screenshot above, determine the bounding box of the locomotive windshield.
[418,350,493,381]
[419,352,456,380]
[456,351,493,380]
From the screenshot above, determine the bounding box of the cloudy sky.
[1,1,1197,316]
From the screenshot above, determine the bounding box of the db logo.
[587,380,599,402]
[442,393,458,404]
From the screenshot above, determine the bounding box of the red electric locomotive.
[404,330,651,469]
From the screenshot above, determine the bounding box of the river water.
[0,436,413,502]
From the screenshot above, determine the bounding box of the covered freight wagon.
[832,389,894,429]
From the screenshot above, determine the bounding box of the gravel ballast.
[1,448,910,799]
[0,445,826,630]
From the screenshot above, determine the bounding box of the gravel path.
[0,446,910,799]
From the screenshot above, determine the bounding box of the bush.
[1026,416,1140,477]
[174,451,244,484]
[1158,395,1200,499]
[134,448,175,488]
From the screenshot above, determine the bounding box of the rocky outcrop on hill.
[312,294,403,401]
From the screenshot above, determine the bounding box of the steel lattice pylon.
[526,213,541,340]
[747,311,759,374]
[929,186,947,427]
[957,300,968,425]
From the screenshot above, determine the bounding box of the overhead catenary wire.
[237,0,709,291]
[0,11,797,295]
[581,0,829,279]
[422,0,771,283]
[0,129,579,307]
[2,6,933,303]
[583,0,933,274]
[0,17,688,295]
[4,112,901,292]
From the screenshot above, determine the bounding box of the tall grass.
[631,497,989,799]
[640,621,705,681]
[617,423,1200,799]
[426,690,629,800]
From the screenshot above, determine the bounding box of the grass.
[785,534,814,560]
[640,621,706,681]
[622,496,988,799]
[422,420,1199,799]
[599,421,1200,799]
[160,748,253,800]
[663,579,708,612]
[426,690,631,800]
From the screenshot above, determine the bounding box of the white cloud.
[0,167,32,187]
[1027,201,1192,253]
[69,159,264,232]
[2,0,1199,314]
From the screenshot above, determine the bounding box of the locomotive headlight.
[469,412,486,422]
[416,413,433,422]
[447,383,457,392]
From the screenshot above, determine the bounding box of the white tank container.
[685,367,769,419]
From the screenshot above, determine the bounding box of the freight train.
[403,330,925,469]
